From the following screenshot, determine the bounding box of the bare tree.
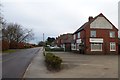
[2,23,34,43]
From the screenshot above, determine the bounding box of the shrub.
[45,53,62,71]
[2,40,9,51]
[45,47,51,51]
[9,40,18,49]
[17,42,25,49]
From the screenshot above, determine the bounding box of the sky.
[1,0,119,44]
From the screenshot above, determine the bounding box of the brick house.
[71,13,118,54]
[118,38,120,54]
[55,33,73,51]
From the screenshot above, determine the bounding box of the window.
[73,34,76,40]
[73,43,76,49]
[110,31,115,38]
[91,30,96,37]
[71,43,76,50]
[77,32,80,38]
[91,43,102,51]
[110,42,116,51]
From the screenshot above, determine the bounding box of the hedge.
[17,42,25,49]
[45,53,62,71]
[2,40,9,51]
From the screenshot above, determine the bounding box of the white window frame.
[91,30,96,37]
[91,43,102,51]
[77,32,80,38]
[110,42,116,51]
[110,31,115,38]
[71,43,76,50]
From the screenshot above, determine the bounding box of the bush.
[45,53,62,71]
[17,42,25,49]
[9,40,18,49]
[2,40,9,51]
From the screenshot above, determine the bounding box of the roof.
[56,33,73,44]
[73,13,118,34]
[74,22,89,34]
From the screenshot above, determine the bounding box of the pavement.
[2,47,42,78]
[23,52,118,78]
[23,47,48,78]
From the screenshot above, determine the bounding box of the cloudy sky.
[1,0,119,44]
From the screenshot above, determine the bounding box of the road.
[2,47,42,79]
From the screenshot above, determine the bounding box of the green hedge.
[45,47,64,51]
[45,53,62,71]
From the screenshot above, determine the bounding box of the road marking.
[79,63,105,67]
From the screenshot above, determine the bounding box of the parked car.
[49,46,60,49]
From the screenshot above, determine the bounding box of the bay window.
[91,43,102,51]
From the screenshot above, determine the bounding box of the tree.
[47,37,55,43]
[2,23,34,43]
[38,41,44,46]
[2,23,34,49]
[46,37,55,46]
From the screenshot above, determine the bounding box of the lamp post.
[43,33,45,56]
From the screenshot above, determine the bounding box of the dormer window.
[91,30,96,37]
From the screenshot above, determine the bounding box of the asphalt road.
[2,47,42,79]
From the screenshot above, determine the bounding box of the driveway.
[24,52,118,78]
[52,52,118,78]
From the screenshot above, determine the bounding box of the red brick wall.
[84,25,118,54]
[84,25,90,54]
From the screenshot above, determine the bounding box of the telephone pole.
[43,33,45,55]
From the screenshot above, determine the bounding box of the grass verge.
[2,49,16,54]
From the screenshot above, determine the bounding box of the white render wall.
[90,17,113,29]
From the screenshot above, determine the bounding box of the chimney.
[88,16,93,22]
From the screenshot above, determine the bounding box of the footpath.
[23,48,49,78]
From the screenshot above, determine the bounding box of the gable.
[90,17,113,29]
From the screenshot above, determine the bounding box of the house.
[55,33,73,51]
[54,36,61,47]
[71,13,118,54]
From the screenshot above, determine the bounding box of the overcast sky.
[1,0,119,44]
